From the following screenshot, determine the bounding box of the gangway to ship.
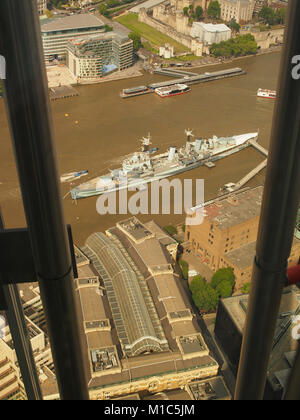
[248,139,269,156]
[223,139,269,192]
[227,159,268,192]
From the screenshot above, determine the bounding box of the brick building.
[185,186,300,290]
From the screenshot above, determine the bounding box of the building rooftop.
[130,0,166,13]
[41,14,105,33]
[224,241,256,269]
[187,376,231,400]
[220,286,300,395]
[73,218,219,396]
[82,232,168,357]
[191,22,231,33]
[203,186,263,230]
[117,217,154,244]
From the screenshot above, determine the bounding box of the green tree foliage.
[275,8,286,25]
[49,0,68,8]
[179,260,189,280]
[229,20,240,33]
[258,6,286,26]
[128,32,143,51]
[210,34,258,58]
[216,280,233,298]
[192,283,219,312]
[195,5,204,21]
[104,24,113,32]
[190,275,205,294]
[163,225,178,236]
[99,4,110,18]
[258,6,276,25]
[241,282,251,294]
[211,267,235,289]
[107,0,121,8]
[207,1,221,19]
[183,6,189,17]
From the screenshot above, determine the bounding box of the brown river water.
[0,51,281,246]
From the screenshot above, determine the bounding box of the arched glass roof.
[83,233,167,356]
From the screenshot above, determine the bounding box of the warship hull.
[70,133,258,200]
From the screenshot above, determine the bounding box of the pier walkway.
[224,140,269,192]
[249,139,269,156]
[153,68,199,78]
[49,85,79,101]
[231,159,268,191]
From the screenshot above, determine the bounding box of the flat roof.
[130,0,166,13]
[187,376,231,400]
[192,22,231,33]
[220,286,300,393]
[203,186,263,230]
[224,241,256,269]
[41,14,105,33]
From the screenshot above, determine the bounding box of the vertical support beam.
[234,1,300,400]
[0,1,89,400]
[284,341,300,400]
[0,211,42,401]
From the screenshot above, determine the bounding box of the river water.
[0,51,281,246]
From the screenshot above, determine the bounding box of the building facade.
[219,0,255,23]
[185,187,300,290]
[0,282,61,400]
[40,14,105,62]
[37,0,47,15]
[67,33,133,79]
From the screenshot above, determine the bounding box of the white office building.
[40,14,105,62]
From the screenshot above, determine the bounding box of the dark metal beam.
[0,0,89,400]
[234,1,300,400]
[284,341,300,400]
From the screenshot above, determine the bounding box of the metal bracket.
[0,225,78,309]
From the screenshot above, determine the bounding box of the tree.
[107,0,121,8]
[195,5,204,21]
[210,34,257,58]
[207,1,221,19]
[275,8,286,25]
[104,24,113,32]
[258,6,276,26]
[190,275,205,294]
[183,6,189,17]
[99,4,110,18]
[229,20,240,33]
[128,32,143,51]
[211,267,235,289]
[216,280,233,298]
[192,283,219,312]
[163,225,178,236]
[241,282,251,294]
[179,260,189,280]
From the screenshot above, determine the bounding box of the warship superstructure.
[70,131,258,199]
